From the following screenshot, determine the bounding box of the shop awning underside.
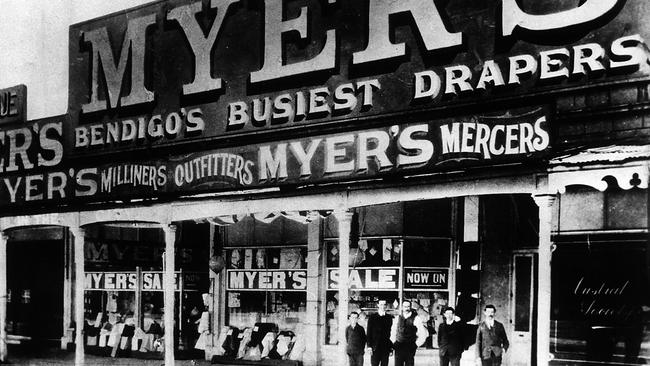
[549,144,649,193]
[196,210,333,226]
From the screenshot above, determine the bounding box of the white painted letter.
[167,0,239,95]
[353,0,461,64]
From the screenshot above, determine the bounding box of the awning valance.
[198,210,333,226]
[548,145,649,193]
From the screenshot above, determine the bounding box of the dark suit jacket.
[475,320,509,360]
[437,320,463,357]
[346,324,367,355]
[367,313,393,353]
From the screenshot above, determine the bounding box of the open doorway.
[7,236,65,349]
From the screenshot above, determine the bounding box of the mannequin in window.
[254,249,266,269]
[230,249,243,269]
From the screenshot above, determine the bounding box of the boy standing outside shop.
[367,299,393,366]
[476,305,509,366]
[438,306,463,366]
[346,311,367,366]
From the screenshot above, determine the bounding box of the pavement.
[2,347,213,365]
[2,346,482,366]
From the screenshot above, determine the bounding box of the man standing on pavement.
[366,299,393,366]
[438,306,463,366]
[475,305,509,366]
[346,311,367,366]
[390,299,428,366]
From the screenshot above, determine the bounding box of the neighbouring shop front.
[0,1,649,366]
[81,222,209,357]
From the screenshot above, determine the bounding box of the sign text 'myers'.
[78,0,628,112]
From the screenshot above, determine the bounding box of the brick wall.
[554,80,650,147]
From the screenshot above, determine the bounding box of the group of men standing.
[346,301,509,366]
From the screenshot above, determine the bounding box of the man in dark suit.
[475,305,509,366]
[438,306,463,366]
[366,299,393,366]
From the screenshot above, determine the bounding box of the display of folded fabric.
[84,313,165,357]
[211,323,303,366]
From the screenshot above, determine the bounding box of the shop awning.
[548,145,649,193]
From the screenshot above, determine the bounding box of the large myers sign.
[66,0,650,155]
[0,108,549,207]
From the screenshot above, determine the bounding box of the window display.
[225,246,308,330]
[551,235,650,364]
[403,291,449,349]
[227,292,306,330]
[325,238,453,347]
[83,270,207,356]
[228,247,306,270]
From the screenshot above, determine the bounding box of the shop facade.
[0,1,649,366]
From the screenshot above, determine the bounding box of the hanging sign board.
[403,268,449,290]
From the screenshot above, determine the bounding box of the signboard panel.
[66,0,650,155]
[0,85,26,125]
[84,271,205,291]
[0,108,551,209]
[327,268,400,290]
[226,269,307,291]
[403,268,449,290]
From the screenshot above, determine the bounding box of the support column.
[0,232,7,362]
[335,210,353,364]
[206,223,219,360]
[533,194,556,366]
[163,224,177,366]
[70,226,85,366]
[304,214,323,366]
[62,231,73,349]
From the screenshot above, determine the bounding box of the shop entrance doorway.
[7,239,64,348]
[510,252,537,366]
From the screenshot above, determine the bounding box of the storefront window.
[551,235,650,364]
[402,239,450,267]
[225,246,308,330]
[325,237,453,348]
[82,222,209,357]
[228,247,306,270]
[403,291,449,349]
[327,239,401,267]
[228,291,306,330]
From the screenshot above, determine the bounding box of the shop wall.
[553,186,648,232]
[550,187,649,365]
[555,84,650,149]
[322,200,453,239]
[479,195,539,322]
[7,226,65,241]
